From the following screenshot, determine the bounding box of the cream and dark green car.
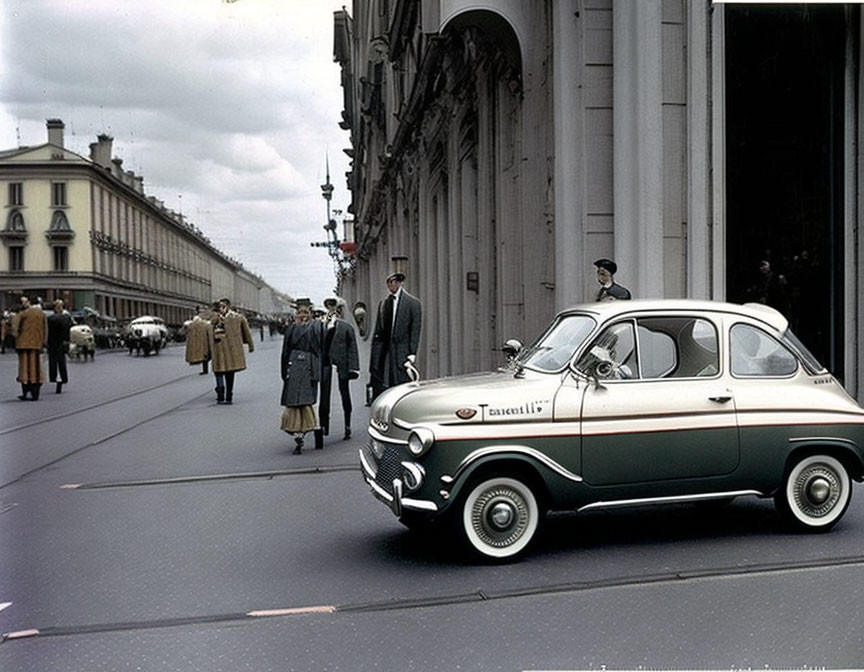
[359,300,864,560]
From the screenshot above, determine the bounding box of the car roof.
[559,299,788,332]
[131,315,163,322]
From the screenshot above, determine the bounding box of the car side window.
[730,324,798,377]
[636,317,719,379]
[579,321,639,380]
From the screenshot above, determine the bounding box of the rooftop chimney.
[89,134,114,169]
[46,119,65,148]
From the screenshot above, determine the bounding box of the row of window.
[7,182,67,208]
[7,246,68,272]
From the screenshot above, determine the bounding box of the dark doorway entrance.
[725,5,851,378]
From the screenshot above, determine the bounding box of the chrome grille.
[374,445,404,493]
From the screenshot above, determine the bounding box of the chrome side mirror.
[501,339,523,362]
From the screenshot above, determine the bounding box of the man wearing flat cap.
[594,258,631,301]
[370,272,422,400]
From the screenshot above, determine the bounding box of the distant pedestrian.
[594,258,631,301]
[209,298,254,405]
[185,307,211,375]
[319,297,360,441]
[369,272,422,400]
[280,303,325,454]
[748,259,788,315]
[47,299,72,394]
[13,296,47,400]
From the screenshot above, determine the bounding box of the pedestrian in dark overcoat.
[280,304,325,454]
[320,297,360,441]
[47,299,72,394]
[369,272,422,400]
[209,298,254,405]
[13,296,47,400]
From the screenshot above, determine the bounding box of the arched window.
[6,209,25,232]
[46,210,75,243]
[1,209,27,244]
[50,210,71,231]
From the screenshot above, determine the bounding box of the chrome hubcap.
[490,502,515,529]
[470,487,530,549]
[807,477,831,505]
[793,464,841,518]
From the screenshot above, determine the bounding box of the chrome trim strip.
[788,436,858,447]
[445,445,583,485]
[368,426,409,445]
[577,489,763,513]
[359,447,377,479]
[359,450,438,514]
[393,417,413,430]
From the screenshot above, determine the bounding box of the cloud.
[0,0,351,299]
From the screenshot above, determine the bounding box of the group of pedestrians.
[278,271,423,455]
[183,298,256,405]
[280,296,360,454]
[10,295,73,401]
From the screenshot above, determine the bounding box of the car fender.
[785,437,864,482]
[441,444,582,508]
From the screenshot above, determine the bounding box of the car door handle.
[709,395,732,403]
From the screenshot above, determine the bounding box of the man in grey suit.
[370,272,422,400]
[320,297,360,440]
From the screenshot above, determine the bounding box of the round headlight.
[407,428,435,456]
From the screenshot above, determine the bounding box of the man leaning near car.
[369,272,422,400]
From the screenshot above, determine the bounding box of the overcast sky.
[0,0,352,304]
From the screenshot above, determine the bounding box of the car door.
[574,315,740,486]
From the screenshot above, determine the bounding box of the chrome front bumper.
[359,446,438,518]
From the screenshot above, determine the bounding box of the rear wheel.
[775,454,851,531]
[460,476,540,560]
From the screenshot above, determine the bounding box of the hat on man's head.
[386,272,406,283]
[594,258,617,275]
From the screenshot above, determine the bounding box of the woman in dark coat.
[280,304,324,454]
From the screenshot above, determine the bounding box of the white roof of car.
[131,315,164,324]
[560,299,788,332]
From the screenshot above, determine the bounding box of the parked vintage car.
[126,315,169,356]
[360,299,864,560]
[68,324,96,360]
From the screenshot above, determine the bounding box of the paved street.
[2,338,864,671]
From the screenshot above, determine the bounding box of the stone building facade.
[334,0,864,400]
[0,119,292,325]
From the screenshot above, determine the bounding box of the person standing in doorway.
[594,258,632,301]
[185,307,211,375]
[369,272,422,400]
[13,295,47,400]
[47,299,72,393]
[210,298,254,405]
[319,297,360,441]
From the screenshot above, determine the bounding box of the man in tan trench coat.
[209,298,254,405]
[184,308,211,375]
[13,295,47,401]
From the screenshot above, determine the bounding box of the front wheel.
[775,454,851,531]
[460,476,540,560]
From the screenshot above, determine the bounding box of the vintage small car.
[126,315,169,356]
[360,299,864,560]
[68,324,96,360]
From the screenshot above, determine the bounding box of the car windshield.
[517,314,596,372]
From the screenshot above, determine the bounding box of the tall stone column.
[613,0,664,299]
[553,0,584,310]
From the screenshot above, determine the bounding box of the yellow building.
[0,119,288,326]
